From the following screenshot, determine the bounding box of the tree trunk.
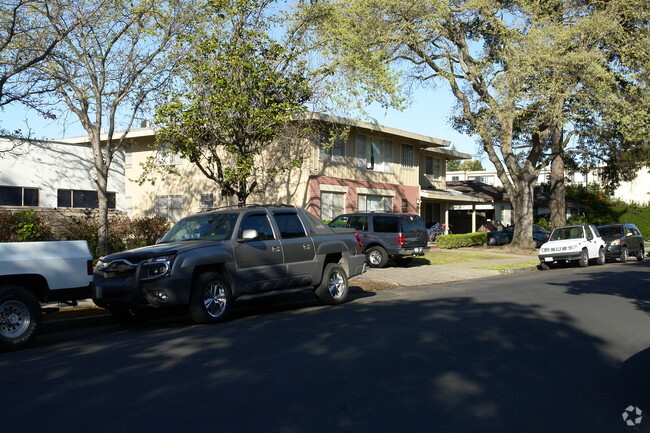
[549,125,566,228]
[90,130,110,257]
[509,177,536,249]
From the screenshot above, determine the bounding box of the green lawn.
[474,261,540,271]
[411,250,501,266]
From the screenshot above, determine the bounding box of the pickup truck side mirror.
[239,229,259,242]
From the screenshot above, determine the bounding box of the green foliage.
[150,0,311,205]
[446,159,461,172]
[437,232,487,249]
[564,183,650,239]
[0,210,51,242]
[618,204,650,241]
[59,213,171,260]
[565,183,626,226]
[458,160,485,171]
[536,217,550,230]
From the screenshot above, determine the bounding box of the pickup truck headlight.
[610,239,621,246]
[141,255,175,280]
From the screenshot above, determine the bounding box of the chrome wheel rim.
[204,281,228,318]
[327,270,346,299]
[369,251,382,265]
[622,249,628,261]
[0,300,31,338]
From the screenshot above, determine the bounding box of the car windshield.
[159,213,238,242]
[550,226,584,241]
[598,226,624,237]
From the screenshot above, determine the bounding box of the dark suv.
[597,223,645,262]
[329,212,429,267]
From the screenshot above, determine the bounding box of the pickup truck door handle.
[303,244,312,250]
[272,246,281,253]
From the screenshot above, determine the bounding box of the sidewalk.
[353,246,539,290]
[41,246,540,329]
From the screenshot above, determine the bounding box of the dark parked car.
[329,212,429,268]
[596,223,645,262]
[487,224,551,248]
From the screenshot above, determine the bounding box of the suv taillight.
[397,234,405,246]
[354,233,364,251]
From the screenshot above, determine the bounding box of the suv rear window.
[373,215,399,233]
[400,215,426,232]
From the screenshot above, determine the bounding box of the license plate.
[414,247,423,254]
[544,257,553,262]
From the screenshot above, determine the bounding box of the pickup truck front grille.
[97,259,138,279]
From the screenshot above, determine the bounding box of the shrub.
[536,217,550,230]
[619,204,650,240]
[0,210,51,242]
[567,214,588,225]
[59,213,171,259]
[437,232,487,249]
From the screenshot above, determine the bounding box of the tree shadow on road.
[0,294,644,433]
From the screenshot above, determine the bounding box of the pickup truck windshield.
[160,213,238,242]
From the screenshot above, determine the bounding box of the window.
[358,194,392,212]
[156,143,183,165]
[155,195,183,222]
[425,156,442,178]
[200,193,214,209]
[319,132,346,162]
[348,215,368,231]
[320,191,345,221]
[401,199,408,212]
[451,176,459,181]
[401,144,414,168]
[0,186,38,206]
[355,134,393,172]
[240,213,275,240]
[57,189,115,209]
[373,215,399,233]
[273,213,307,239]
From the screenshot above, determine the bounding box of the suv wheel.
[578,249,589,267]
[620,247,629,263]
[190,272,232,324]
[596,247,605,265]
[366,246,388,268]
[316,263,349,305]
[487,236,498,246]
[637,247,645,261]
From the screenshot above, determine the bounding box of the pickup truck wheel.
[637,247,645,261]
[596,247,606,265]
[578,249,589,267]
[109,306,149,326]
[316,263,349,305]
[366,246,388,268]
[620,247,629,263]
[190,272,231,324]
[0,286,41,351]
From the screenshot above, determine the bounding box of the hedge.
[0,210,171,259]
[436,232,487,249]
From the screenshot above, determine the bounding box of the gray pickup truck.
[93,205,366,324]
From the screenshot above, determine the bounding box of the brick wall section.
[307,175,421,217]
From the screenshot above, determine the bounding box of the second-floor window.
[319,132,346,162]
[425,156,441,178]
[401,144,414,168]
[356,134,393,173]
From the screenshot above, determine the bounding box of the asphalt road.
[2,260,650,433]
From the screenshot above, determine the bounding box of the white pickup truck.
[0,240,93,350]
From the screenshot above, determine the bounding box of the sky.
[2,82,486,165]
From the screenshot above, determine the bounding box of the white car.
[538,224,606,269]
